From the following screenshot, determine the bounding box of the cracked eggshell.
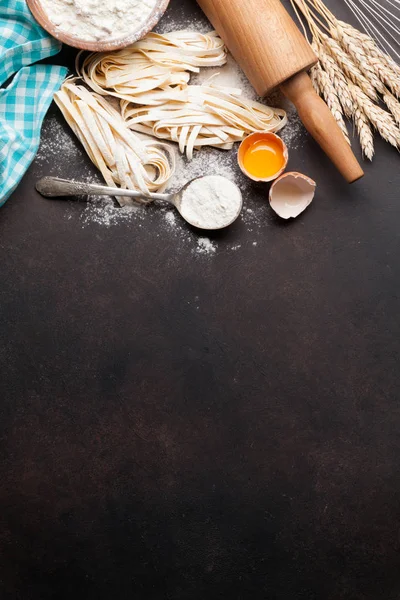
[269,172,316,220]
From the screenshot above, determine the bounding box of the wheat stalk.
[384,55,400,82]
[310,65,320,94]
[348,82,400,148]
[335,20,400,97]
[367,57,400,98]
[384,90,400,126]
[323,34,378,100]
[351,32,400,80]
[337,20,378,51]
[353,105,375,160]
[338,21,386,60]
[339,0,400,61]
[332,24,385,95]
[290,0,400,158]
[314,43,354,117]
[312,63,350,143]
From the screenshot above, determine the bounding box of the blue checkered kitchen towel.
[0,0,68,206]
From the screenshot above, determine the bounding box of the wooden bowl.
[26,0,170,51]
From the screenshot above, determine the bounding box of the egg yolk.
[243,139,285,179]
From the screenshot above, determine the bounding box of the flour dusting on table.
[197,238,217,255]
[34,108,305,252]
[33,11,307,255]
[36,117,82,167]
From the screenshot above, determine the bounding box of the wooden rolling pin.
[197,0,364,183]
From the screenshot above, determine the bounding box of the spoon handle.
[36,177,171,202]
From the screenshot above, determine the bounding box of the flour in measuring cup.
[40,0,159,42]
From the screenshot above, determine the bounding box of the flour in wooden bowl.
[40,0,160,42]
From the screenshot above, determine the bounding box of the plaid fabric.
[0,0,62,86]
[0,65,68,206]
[0,0,67,206]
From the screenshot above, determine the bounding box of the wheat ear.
[384,56,400,83]
[336,21,384,59]
[348,83,400,149]
[323,34,377,101]
[310,65,320,94]
[332,25,385,95]
[353,105,375,160]
[384,91,400,126]
[314,43,353,118]
[336,20,400,96]
[312,63,350,144]
[341,22,400,80]
[368,58,400,98]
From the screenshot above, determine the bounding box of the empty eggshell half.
[269,172,316,219]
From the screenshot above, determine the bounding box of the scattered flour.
[35,117,82,167]
[170,146,240,191]
[41,0,159,42]
[279,104,304,152]
[155,12,209,35]
[34,108,305,246]
[164,210,177,227]
[191,53,258,102]
[197,237,217,255]
[33,12,307,253]
[80,197,142,227]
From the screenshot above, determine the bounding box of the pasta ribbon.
[78,30,287,158]
[55,78,175,206]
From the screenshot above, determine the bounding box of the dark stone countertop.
[1,0,400,598]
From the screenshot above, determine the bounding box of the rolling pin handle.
[281,72,364,183]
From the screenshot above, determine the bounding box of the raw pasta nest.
[78,30,287,159]
[54,78,175,205]
[55,31,287,200]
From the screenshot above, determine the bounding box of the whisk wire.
[362,0,400,37]
[344,0,400,59]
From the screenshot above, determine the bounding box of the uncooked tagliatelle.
[78,30,287,158]
[120,83,287,159]
[77,31,227,105]
[54,79,175,206]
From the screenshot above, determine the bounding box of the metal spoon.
[36,176,243,231]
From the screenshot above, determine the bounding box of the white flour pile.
[41,0,159,42]
[197,238,217,255]
[179,176,242,230]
